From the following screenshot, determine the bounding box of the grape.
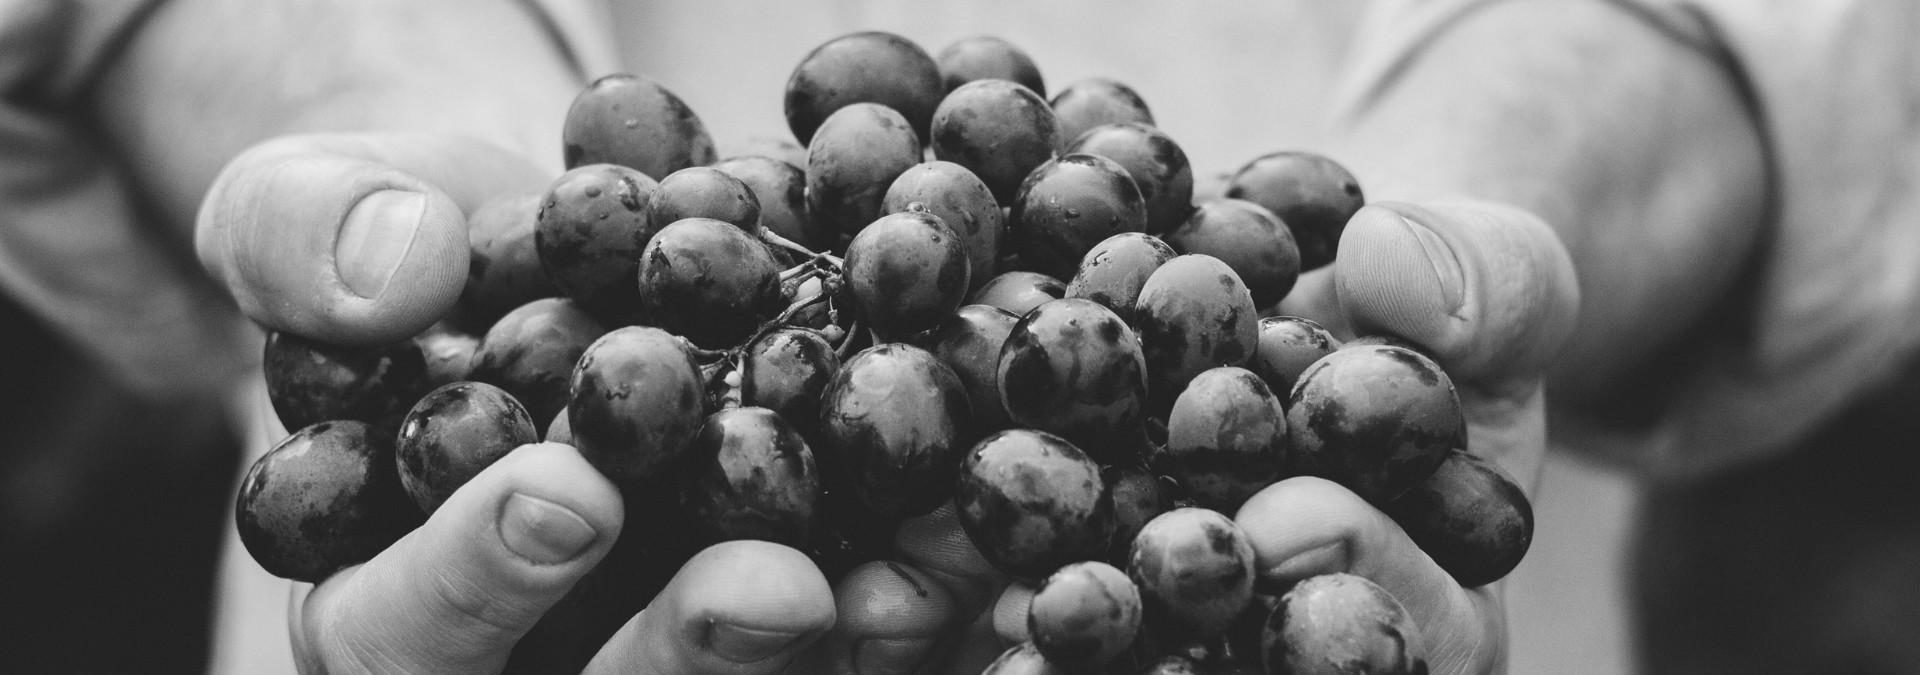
[1249,316,1339,400]
[1154,366,1288,513]
[883,160,1004,289]
[1128,507,1256,643]
[1065,123,1195,234]
[819,343,973,520]
[806,102,924,238]
[1285,342,1464,505]
[739,327,841,441]
[394,381,538,513]
[1385,449,1534,588]
[562,73,715,179]
[998,298,1150,464]
[1009,153,1149,282]
[968,270,1067,317]
[1105,465,1174,564]
[263,330,428,435]
[1133,255,1261,412]
[931,79,1061,203]
[1028,560,1142,668]
[468,297,606,436]
[936,35,1046,97]
[927,304,1020,432]
[645,166,762,234]
[235,420,420,582]
[983,642,1069,674]
[1164,199,1301,308]
[567,326,707,485]
[680,407,820,548]
[413,323,480,388]
[713,155,825,252]
[534,163,659,324]
[785,31,943,146]
[457,193,558,330]
[1065,232,1177,324]
[635,217,786,349]
[955,429,1115,581]
[1049,78,1154,152]
[843,208,972,341]
[1262,573,1428,675]
[1225,151,1364,272]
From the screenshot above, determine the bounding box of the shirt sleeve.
[1330,0,1920,477]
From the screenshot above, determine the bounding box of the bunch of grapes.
[233,31,1534,674]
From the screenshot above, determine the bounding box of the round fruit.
[806,102,924,239]
[635,217,786,349]
[235,420,421,582]
[1105,465,1174,563]
[785,31,944,146]
[1128,507,1256,642]
[468,297,606,436]
[1285,342,1464,505]
[1009,153,1149,282]
[1164,199,1300,308]
[1139,655,1204,674]
[936,35,1046,97]
[955,429,1115,581]
[534,163,659,323]
[981,642,1069,675]
[843,208,972,341]
[458,193,559,330]
[819,343,973,519]
[739,327,841,440]
[1028,560,1142,668]
[927,304,1021,432]
[645,166,762,234]
[1249,316,1339,400]
[1049,78,1154,152]
[930,79,1061,203]
[883,161,1003,289]
[1225,151,1364,272]
[680,407,821,548]
[562,73,715,179]
[997,298,1150,464]
[263,331,429,435]
[1064,232,1177,324]
[395,381,539,513]
[713,155,825,251]
[1384,449,1534,588]
[1133,255,1261,411]
[1154,366,1288,513]
[1262,573,1428,675]
[568,326,707,485]
[1065,123,1194,234]
[968,271,1067,317]
[413,324,479,388]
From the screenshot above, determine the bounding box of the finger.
[196,132,550,346]
[895,503,1007,621]
[581,540,835,675]
[297,442,623,674]
[1272,267,1348,335]
[805,560,960,675]
[1330,200,1579,390]
[989,581,1036,645]
[1236,476,1502,674]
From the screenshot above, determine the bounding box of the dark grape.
[955,429,1114,581]
[819,343,973,519]
[713,155,825,251]
[680,407,821,548]
[927,304,1020,432]
[534,163,659,324]
[1164,199,1300,308]
[785,31,943,146]
[843,208,972,341]
[1009,153,1149,283]
[468,297,606,436]
[568,326,707,485]
[936,35,1046,97]
[1133,255,1260,412]
[1128,508,1256,643]
[1262,573,1428,675]
[968,270,1067,317]
[635,217,786,349]
[883,160,1004,289]
[1153,366,1288,514]
[1029,560,1142,668]
[739,327,841,441]
[806,102,924,238]
[235,420,421,582]
[931,79,1060,203]
[395,381,538,513]
[1049,78,1154,153]
[1065,123,1194,234]
[562,73,715,179]
[263,331,429,435]
[458,193,559,330]
[1384,449,1534,588]
[1249,316,1339,400]
[1224,152,1364,272]
[645,166,762,234]
[997,298,1150,464]
[1064,232,1177,324]
[1285,343,1463,505]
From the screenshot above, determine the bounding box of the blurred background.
[199,2,1644,673]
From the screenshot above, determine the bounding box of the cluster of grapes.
[233,30,1533,674]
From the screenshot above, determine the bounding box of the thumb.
[196,133,551,346]
[1235,477,1503,674]
[1328,200,1579,391]
[295,442,623,674]
[581,541,836,674]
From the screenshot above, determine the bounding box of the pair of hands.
[199,132,1577,674]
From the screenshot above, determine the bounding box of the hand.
[1240,199,1577,672]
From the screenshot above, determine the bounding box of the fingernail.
[337,189,426,298]
[1261,540,1351,589]
[499,493,598,565]
[853,637,936,675]
[707,621,806,663]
